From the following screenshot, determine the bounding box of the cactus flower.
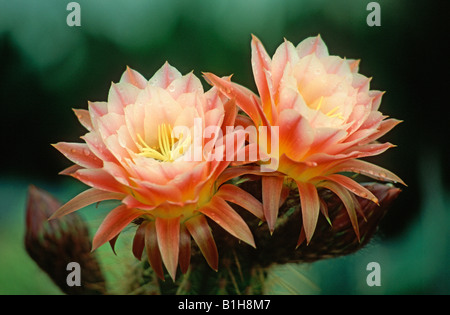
[205,35,405,244]
[51,63,264,281]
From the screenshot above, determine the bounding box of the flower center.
[137,123,191,162]
[314,96,345,120]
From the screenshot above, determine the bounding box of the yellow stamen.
[325,106,345,120]
[315,96,324,111]
[325,106,339,116]
[137,123,192,162]
[328,112,345,120]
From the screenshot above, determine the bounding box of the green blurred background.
[0,0,448,294]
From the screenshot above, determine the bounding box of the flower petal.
[296,35,329,58]
[120,66,148,89]
[83,131,118,164]
[179,224,191,274]
[271,38,300,93]
[216,184,264,220]
[58,164,83,176]
[315,174,379,204]
[107,82,140,115]
[149,61,182,89]
[155,216,181,281]
[328,159,406,185]
[262,175,284,233]
[49,188,124,220]
[200,196,255,248]
[203,73,261,126]
[251,35,273,116]
[133,178,183,205]
[221,99,237,136]
[72,168,126,194]
[91,205,144,251]
[278,109,314,160]
[216,165,267,186]
[132,222,147,260]
[296,181,320,244]
[145,221,165,281]
[317,180,360,241]
[52,142,103,169]
[167,71,203,99]
[73,108,93,131]
[184,214,218,271]
[362,118,402,144]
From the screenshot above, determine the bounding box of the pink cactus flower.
[204,35,405,244]
[51,63,264,281]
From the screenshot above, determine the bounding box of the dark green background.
[0,0,448,294]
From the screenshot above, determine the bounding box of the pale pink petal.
[271,39,300,93]
[308,127,347,155]
[88,101,108,130]
[73,108,93,131]
[277,86,312,119]
[123,102,145,146]
[58,164,83,176]
[107,82,140,115]
[166,71,203,99]
[300,72,352,105]
[204,86,227,112]
[293,54,328,94]
[53,142,102,169]
[102,161,131,186]
[369,90,385,111]
[358,111,384,131]
[347,59,360,73]
[149,61,182,89]
[296,35,329,58]
[103,134,132,163]
[116,124,139,153]
[322,56,352,76]
[97,112,126,139]
[362,118,402,144]
[120,66,148,89]
[351,73,372,94]
[82,131,118,163]
[251,34,273,115]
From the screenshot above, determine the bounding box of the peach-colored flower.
[51,63,263,280]
[205,35,405,244]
